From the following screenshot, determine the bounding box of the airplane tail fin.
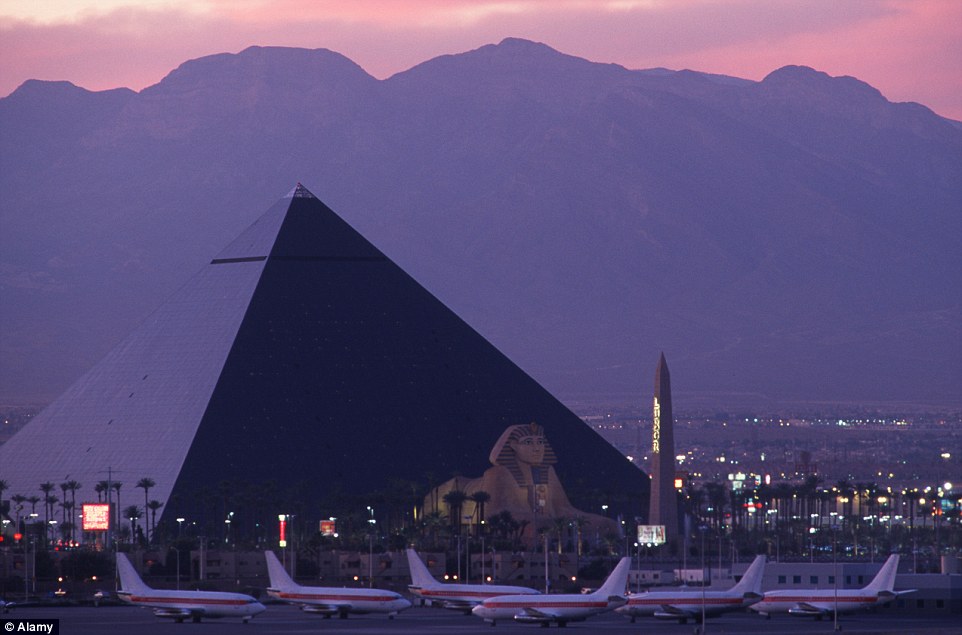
[865,554,899,593]
[116,553,152,594]
[731,555,766,595]
[265,550,297,591]
[595,557,631,598]
[406,549,437,589]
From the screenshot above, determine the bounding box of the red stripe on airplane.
[484,601,608,609]
[761,596,876,603]
[130,596,249,606]
[424,590,520,598]
[628,598,742,606]
[280,592,396,602]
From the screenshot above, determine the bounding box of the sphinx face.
[510,434,547,465]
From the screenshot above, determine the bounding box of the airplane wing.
[440,600,479,610]
[152,607,202,620]
[300,603,352,616]
[654,604,695,619]
[513,606,564,623]
[787,602,830,616]
[879,590,916,601]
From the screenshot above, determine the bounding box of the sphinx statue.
[425,423,620,546]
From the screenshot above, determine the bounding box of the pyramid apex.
[286,182,316,199]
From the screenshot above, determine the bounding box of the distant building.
[0,184,648,530]
[648,353,679,541]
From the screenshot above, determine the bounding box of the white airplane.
[750,553,913,619]
[116,553,265,623]
[616,554,766,624]
[472,556,631,627]
[406,548,540,612]
[265,550,411,618]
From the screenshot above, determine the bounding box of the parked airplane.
[406,548,540,612]
[472,557,631,627]
[617,554,766,623]
[116,553,265,623]
[750,554,912,619]
[265,550,411,618]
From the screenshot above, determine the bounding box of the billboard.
[637,524,666,546]
[320,519,336,536]
[82,503,112,531]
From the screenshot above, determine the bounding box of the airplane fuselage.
[752,590,887,616]
[618,590,757,619]
[118,589,266,621]
[472,594,625,624]
[267,587,410,615]
[410,584,540,609]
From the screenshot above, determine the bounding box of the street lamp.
[172,545,181,590]
[699,526,708,634]
[176,517,185,539]
[832,523,840,632]
[367,507,376,588]
[464,514,473,583]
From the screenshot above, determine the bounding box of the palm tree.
[146,500,164,543]
[64,480,82,540]
[422,510,446,548]
[570,515,590,557]
[136,478,156,540]
[39,482,55,524]
[551,516,569,553]
[61,500,75,543]
[0,479,8,506]
[59,482,70,528]
[124,505,142,545]
[95,481,109,503]
[112,482,124,536]
[23,494,42,543]
[442,489,468,536]
[44,494,59,532]
[11,494,27,531]
[470,490,491,535]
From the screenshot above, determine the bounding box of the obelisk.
[648,353,678,540]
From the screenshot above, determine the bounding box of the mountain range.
[1,38,959,409]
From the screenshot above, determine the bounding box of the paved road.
[2,604,959,634]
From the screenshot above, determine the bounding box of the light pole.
[456,533,462,583]
[176,517,185,539]
[367,506,375,588]
[173,546,181,590]
[832,523,839,632]
[480,534,486,584]
[464,514,473,583]
[699,526,708,634]
[543,531,549,594]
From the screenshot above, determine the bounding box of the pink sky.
[1,0,960,120]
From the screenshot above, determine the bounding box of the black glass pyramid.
[1,185,649,527]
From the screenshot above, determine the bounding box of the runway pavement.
[1,604,959,634]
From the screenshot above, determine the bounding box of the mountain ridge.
[1,39,959,408]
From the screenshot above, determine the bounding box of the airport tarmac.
[1,604,959,634]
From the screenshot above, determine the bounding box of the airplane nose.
[253,602,267,614]
[471,604,487,617]
[397,598,412,610]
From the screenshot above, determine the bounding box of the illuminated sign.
[82,503,111,531]
[652,397,661,454]
[637,524,666,546]
[278,514,287,548]
[320,520,336,536]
